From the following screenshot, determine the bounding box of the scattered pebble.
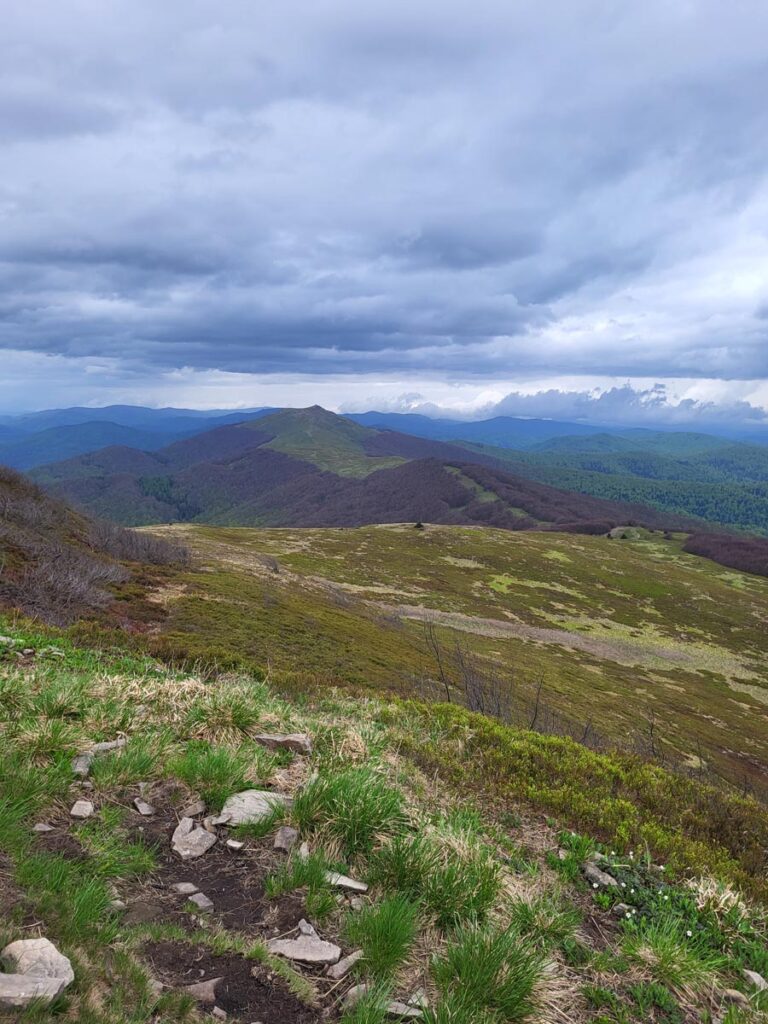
[188,892,214,912]
[133,798,155,816]
[274,825,299,852]
[226,839,244,851]
[32,823,54,833]
[172,882,199,895]
[327,949,363,980]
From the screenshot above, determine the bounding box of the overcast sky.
[2,1,768,423]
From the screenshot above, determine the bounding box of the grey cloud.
[1,1,768,395]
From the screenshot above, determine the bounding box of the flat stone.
[1,938,75,986]
[133,798,155,816]
[386,1001,422,1019]
[297,841,310,861]
[188,892,214,912]
[180,799,206,817]
[0,975,68,1008]
[349,897,365,911]
[583,862,618,888]
[71,752,94,778]
[70,800,94,819]
[212,1008,227,1020]
[408,989,429,1009]
[172,882,199,895]
[274,825,299,852]
[183,977,222,1003]
[92,738,127,754]
[327,949,363,980]
[226,839,244,851]
[171,817,217,861]
[254,733,313,756]
[219,790,292,827]
[297,919,317,936]
[267,934,341,965]
[744,970,767,992]
[612,903,632,918]
[110,899,127,911]
[325,871,368,893]
[32,823,55,833]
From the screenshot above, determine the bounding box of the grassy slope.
[2,619,768,1024]
[145,524,768,795]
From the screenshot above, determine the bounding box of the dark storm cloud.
[2,0,768,394]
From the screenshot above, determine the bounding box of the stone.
[202,816,220,833]
[172,882,199,895]
[325,871,368,893]
[297,919,317,936]
[722,989,749,1007]
[274,825,299,852]
[183,977,222,1003]
[70,799,94,819]
[254,733,313,756]
[188,892,214,912]
[226,839,244,851]
[327,949,363,980]
[32,823,55,833]
[297,841,311,861]
[0,635,16,645]
[386,1001,422,1019]
[110,899,127,911]
[72,752,94,778]
[181,799,206,817]
[612,903,632,918]
[2,938,74,984]
[408,989,429,1009]
[219,790,292,827]
[133,798,155,816]
[92,738,127,754]
[267,934,341,965]
[343,984,370,1008]
[212,1007,227,1020]
[0,975,68,1008]
[583,862,618,888]
[171,817,217,861]
[744,970,767,992]
[349,897,365,911]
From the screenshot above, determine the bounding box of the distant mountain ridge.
[31,406,695,537]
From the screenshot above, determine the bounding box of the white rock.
[325,871,368,893]
[0,974,68,1008]
[274,825,299,852]
[92,738,127,754]
[219,790,292,826]
[327,949,363,980]
[226,839,244,851]
[349,896,365,911]
[172,882,199,895]
[744,970,767,992]
[386,1000,422,1019]
[267,934,341,965]
[297,919,317,936]
[1,938,74,986]
[212,1007,227,1020]
[180,799,206,817]
[254,733,313,756]
[133,798,155,816]
[171,817,217,860]
[343,984,370,1007]
[189,892,214,912]
[32,823,55,833]
[297,841,311,861]
[70,800,94,819]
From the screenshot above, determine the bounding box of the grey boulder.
[267,933,341,965]
[219,790,292,826]
[254,733,313,756]
[0,938,74,1007]
[171,817,217,860]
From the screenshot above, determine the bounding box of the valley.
[147,522,768,795]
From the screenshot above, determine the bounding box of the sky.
[2,1,768,426]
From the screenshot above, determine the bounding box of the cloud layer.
[1,1,768,410]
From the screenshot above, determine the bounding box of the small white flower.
[663,895,669,901]
[632,909,637,915]
[630,888,635,894]
[621,882,626,888]
[659,865,665,871]
[686,929,692,937]
[593,883,599,889]
[625,912,631,919]
[610,850,616,856]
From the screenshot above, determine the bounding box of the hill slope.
[0,465,185,624]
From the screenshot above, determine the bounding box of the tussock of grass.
[343,895,419,980]
[507,893,581,951]
[622,919,729,995]
[168,740,254,809]
[426,922,543,1024]
[292,765,406,859]
[370,828,501,929]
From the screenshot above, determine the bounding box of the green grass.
[168,740,253,810]
[343,895,419,980]
[427,922,543,1024]
[292,765,406,859]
